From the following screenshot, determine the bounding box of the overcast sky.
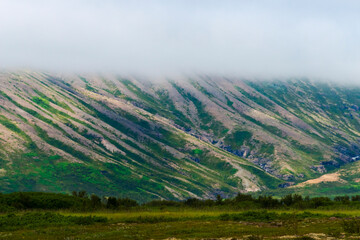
[1,0,360,80]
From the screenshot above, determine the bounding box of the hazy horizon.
[1,1,360,82]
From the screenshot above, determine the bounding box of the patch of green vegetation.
[190,80,214,98]
[291,140,324,161]
[101,78,123,97]
[235,86,275,110]
[13,99,82,143]
[47,155,62,161]
[85,84,98,93]
[240,113,283,136]
[210,121,229,136]
[224,130,252,149]
[33,89,73,112]
[73,97,140,140]
[0,115,23,134]
[241,164,283,189]
[95,99,152,131]
[146,141,174,160]
[155,89,194,128]
[104,137,152,165]
[0,92,65,133]
[219,211,324,222]
[23,152,38,158]
[196,153,237,177]
[32,96,50,108]
[260,143,275,155]
[33,125,93,162]
[102,136,196,198]
[119,79,158,107]
[156,127,187,148]
[0,212,107,230]
[0,114,36,149]
[0,90,13,101]
[225,96,234,108]
[121,139,160,160]
[192,149,203,155]
[26,73,51,88]
[78,76,89,84]
[171,82,228,137]
[105,88,122,97]
[2,152,170,202]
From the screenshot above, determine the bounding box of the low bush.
[219,211,326,222]
[342,217,360,233]
[0,212,107,230]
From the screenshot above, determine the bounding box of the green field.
[3,192,360,239]
[1,208,360,239]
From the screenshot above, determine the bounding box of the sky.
[1,0,360,81]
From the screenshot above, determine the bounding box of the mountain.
[1,71,360,201]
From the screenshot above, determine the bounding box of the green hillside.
[0,72,360,201]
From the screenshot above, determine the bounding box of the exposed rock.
[311,165,327,174]
[281,174,295,181]
[278,182,295,188]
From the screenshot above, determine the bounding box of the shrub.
[219,211,279,222]
[117,198,138,208]
[283,213,299,235]
[144,200,181,207]
[327,227,341,238]
[0,212,107,230]
[234,193,253,202]
[106,197,118,209]
[342,218,360,233]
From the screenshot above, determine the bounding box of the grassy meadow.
[1,208,360,239]
[2,192,360,239]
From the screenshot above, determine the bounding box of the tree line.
[2,191,360,212]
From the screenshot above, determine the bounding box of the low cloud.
[1,0,360,81]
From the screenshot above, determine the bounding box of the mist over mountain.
[1,1,360,81]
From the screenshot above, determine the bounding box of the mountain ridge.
[1,71,360,201]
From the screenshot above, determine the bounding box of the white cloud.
[1,0,360,81]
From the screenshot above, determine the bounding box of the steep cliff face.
[0,71,359,200]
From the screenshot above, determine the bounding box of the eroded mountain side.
[0,71,360,200]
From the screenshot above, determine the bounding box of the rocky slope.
[0,71,360,200]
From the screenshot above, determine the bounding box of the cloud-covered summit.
[1,0,360,81]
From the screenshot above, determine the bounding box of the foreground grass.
[0,209,358,239]
[0,220,341,240]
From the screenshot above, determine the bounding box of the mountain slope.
[1,71,360,200]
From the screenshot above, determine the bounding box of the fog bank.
[1,1,360,82]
